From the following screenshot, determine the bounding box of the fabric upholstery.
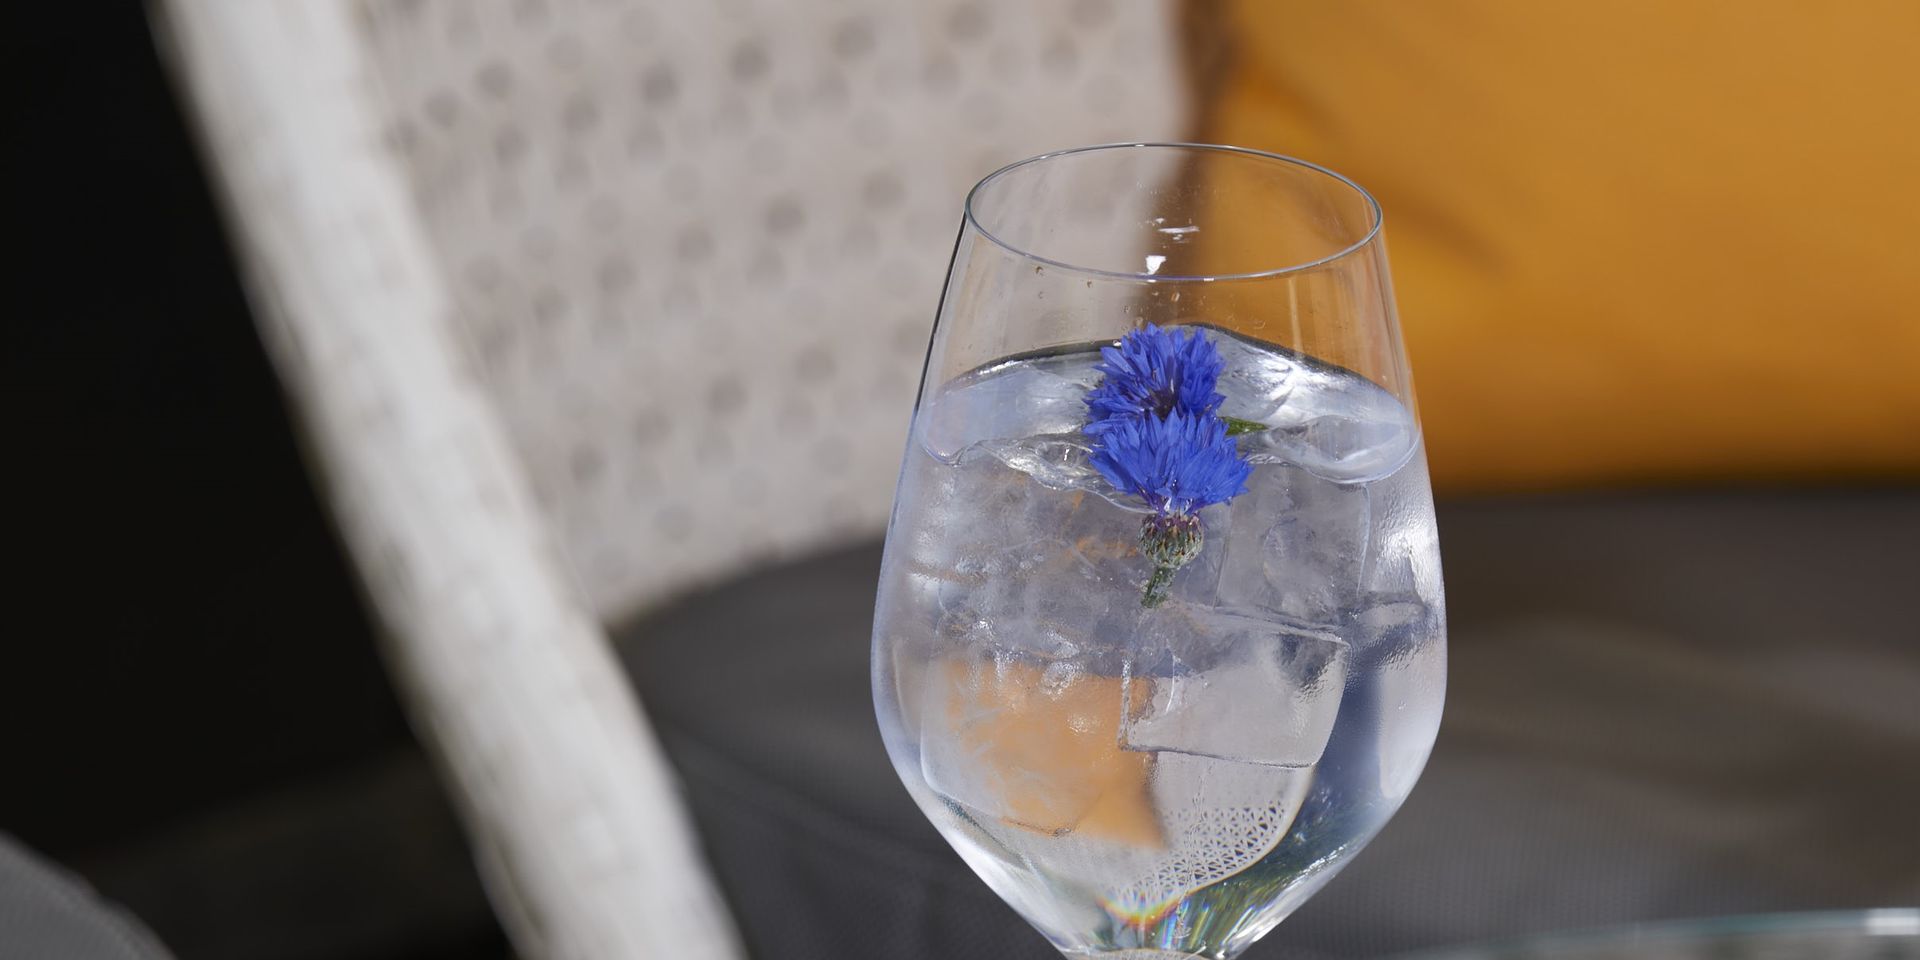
[355,0,1187,621]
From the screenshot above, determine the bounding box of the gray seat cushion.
[618,490,1920,959]
[0,834,175,960]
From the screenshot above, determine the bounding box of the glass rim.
[963,142,1385,284]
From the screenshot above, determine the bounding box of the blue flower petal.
[1083,326,1226,425]
[1087,410,1252,514]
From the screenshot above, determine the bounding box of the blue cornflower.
[1081,327,1255,606]
[1087,411,1252,516]
[1083,326,1226,425]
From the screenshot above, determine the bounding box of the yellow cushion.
[1203,1,1920,491]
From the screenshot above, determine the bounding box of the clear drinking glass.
[871,143,1446,960]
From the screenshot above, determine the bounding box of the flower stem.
[1142,564,1179,607]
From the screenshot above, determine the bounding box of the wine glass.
[871,143,1446,960]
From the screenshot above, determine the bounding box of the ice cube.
[1361,455,1442,600]
[922,353,1100,460]
[1110,751,1312,908]
[975,434,1103,493]
[1213,332,1296,423]
[1374,641,1446,802]
[1228,349,1417,484]
[926,450,1159,660]
[1211,467,1370,626]
[1241,414,1416,484]
[1121,610,1348,767]
[1353,455,1445,652]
